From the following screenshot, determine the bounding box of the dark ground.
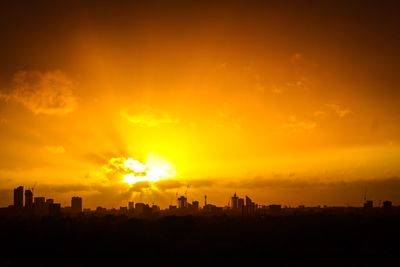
[0,213,399,266]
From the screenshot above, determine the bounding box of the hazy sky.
[1,0,400,208]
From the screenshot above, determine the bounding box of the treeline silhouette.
[1,213,399,265]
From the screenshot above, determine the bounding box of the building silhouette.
[177,196,188,209]
[192,201,199,211]
[34,197,45,204]
[49,203,61,216]
[71,197,83,213]
[24,189,33,208]
[238,198,244,209]
[13,186,24,208]
[383,200,392,214]
[363,200,373,209]
[231,193,239,209]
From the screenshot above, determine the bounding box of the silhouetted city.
[2,0,400,265]
[2,185,397,218]
[1,185,400,265]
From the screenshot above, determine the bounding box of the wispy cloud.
[1,70,78,115]
[45,145,65,154]
[282,116,316,133]
[290,52,303,63]
[326,104,353,117]
[120,105,179,127]
[313,110,326,117]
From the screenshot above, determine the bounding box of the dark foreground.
[1,213,399,266]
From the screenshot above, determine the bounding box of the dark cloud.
[155,180,183,191]
[226,176,400,205]
[1,71,77,115]
[189,179,215,188]
[36,184,92,194]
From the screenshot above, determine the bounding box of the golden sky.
[0,0,400,208]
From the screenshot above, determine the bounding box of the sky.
[1,0,400,208]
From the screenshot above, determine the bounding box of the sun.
[122,154,176,185]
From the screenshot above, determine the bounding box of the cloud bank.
[2,70,77,115]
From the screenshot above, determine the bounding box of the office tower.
[25,189,33,208]
[13,186,24,208]
[71,196,83,213]
[177,196,187,209]
[231,193,239,209]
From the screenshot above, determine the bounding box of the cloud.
[290,53,303,63]
[282,116,316,133]
[1,70,78,115]
[155,179,184,191]
[270,85,283,94]
[120,105,178,127]
[45,145,65,154]
[215,105,243,130]
[313,110,326,117]
[326,104,353,117]
[36,184,92,194]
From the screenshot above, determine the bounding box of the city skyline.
[1,1,400,209]
[2,185,395,212]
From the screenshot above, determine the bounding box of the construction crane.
[31,182,37,194]
[184,184,191,198]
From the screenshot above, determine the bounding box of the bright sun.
[122,154,176,185]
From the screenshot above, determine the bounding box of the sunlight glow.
[122,155,176,185]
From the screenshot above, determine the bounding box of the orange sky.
[0,0,400,208]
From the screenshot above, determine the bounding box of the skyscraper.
[231,193,239,209]
[25,189,33,208]
[177,196,187,209]
[71,197,83,213]
[13,186,23,208]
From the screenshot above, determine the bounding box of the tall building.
[13,186,24,208]
[25,189,33,208]
[192,201,199,211]
[238,198,244,209]
[245,196,254,207]
[71,197,83,213]
[363,200,373,209]
[128,201,134,211]
[177,196,187,209]
[231,193,239,209]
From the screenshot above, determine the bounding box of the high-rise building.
[128,202,134,211]
[192,201,199,211]
[238,198,244,209]
[245,196,254,207]
[231,193,239,209]
[71,197,83,213]
[383,200,392,214]
[177,196,187,209]
[25,189,33,208]
[13,186,24,208]
[135,203,146,214]
[363,200,373,209]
